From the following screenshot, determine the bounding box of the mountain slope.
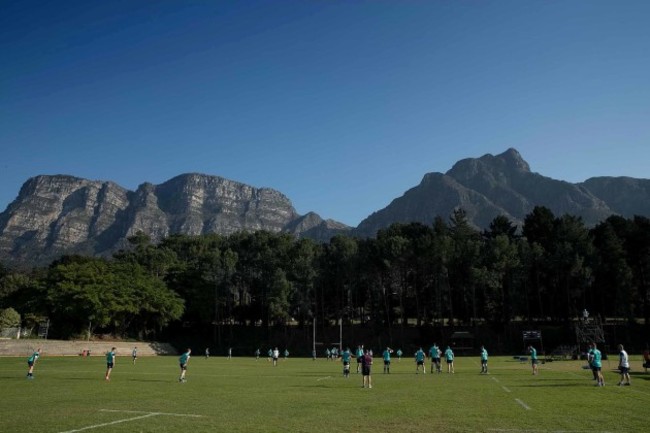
[355,148,648,236]
[0,173,349,265]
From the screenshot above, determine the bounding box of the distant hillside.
[356,148,650,236]
[2,149,649,265]
[0,173,349,265]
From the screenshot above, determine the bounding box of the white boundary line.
[58,413,159,433]
[488,429,614,433]
[100,409,202,418]
[514,398,531,410]
[58,410,203,433]
[316,376,332,381]
[501,386,511,393]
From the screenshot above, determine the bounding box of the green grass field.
[1,354,648,432]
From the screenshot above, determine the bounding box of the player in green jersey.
[341,347,352,378]
[528,345,538,375]
[105,347,116,381]
[429,344,441,373]
[415,348,426,374]
[444,346,455,373]
[480,345,488,374]
[179,348,191,383]
[382,347,393,374]
[590,342,604,387]
[26,348,40,379]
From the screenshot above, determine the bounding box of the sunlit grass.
[0,354,648,432]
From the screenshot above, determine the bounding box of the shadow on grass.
[629,372,650,381]
[126,378,171,383]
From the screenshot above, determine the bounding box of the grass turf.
[0,354,648,432]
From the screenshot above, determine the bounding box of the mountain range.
[1,148,649,265]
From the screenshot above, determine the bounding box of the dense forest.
[1,206,649,350]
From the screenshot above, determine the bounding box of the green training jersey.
[341,350,351,363]
[383,350,391,362]
[481,348,488,361]
[28,352,39,363]
[179,352,190,364]
[415,349,425,362]
[429,346,439,358]
[444,348,454,361]
[592,349,602,368]
[106,351,115,363]
[529,347,537,360]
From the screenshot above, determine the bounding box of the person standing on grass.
[178,348,191,383]
[444,346,455,374]
[587,344,598,381]
[267,348,272,362]
[396,349,403,362]
[480,345,488,374]
[361,349,373,389]
[590,342,604,387]
[132,346,137,365]
[272,347,280,366]
[341,347,351,378]
[429,344,441,374]
[105,347,116,381]
[227,347,232,359]
[255,348,260,360]
[26,348,40,379]
[205,347,210,359]
[617,344,631,386]
[528,345,539,376]
[382,347,392,374]
[356,345,364,373]
[415,347,426,374]
[284,349,289,360]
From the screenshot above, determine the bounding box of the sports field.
[1,354,648,432]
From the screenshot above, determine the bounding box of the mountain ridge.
[2,149,650,265]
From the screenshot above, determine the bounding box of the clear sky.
[2,0,649,227]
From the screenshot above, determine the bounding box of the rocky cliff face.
[0,173,349,265]
[356,148,650,236]
[3,150,650,264]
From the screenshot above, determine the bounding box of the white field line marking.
[491,376,501,383]
[514,398,531,410]
[501,386,511,393]
[316,376,332,381]
[487,428,612,433]
[58,413,158,433]
[100,409,202,418]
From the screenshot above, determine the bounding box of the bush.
[0,307,21,330]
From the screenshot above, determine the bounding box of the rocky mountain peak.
[0,174,348,265]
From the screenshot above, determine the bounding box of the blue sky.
[2,0,649,227]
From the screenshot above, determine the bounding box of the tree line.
[0,206,648,341]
